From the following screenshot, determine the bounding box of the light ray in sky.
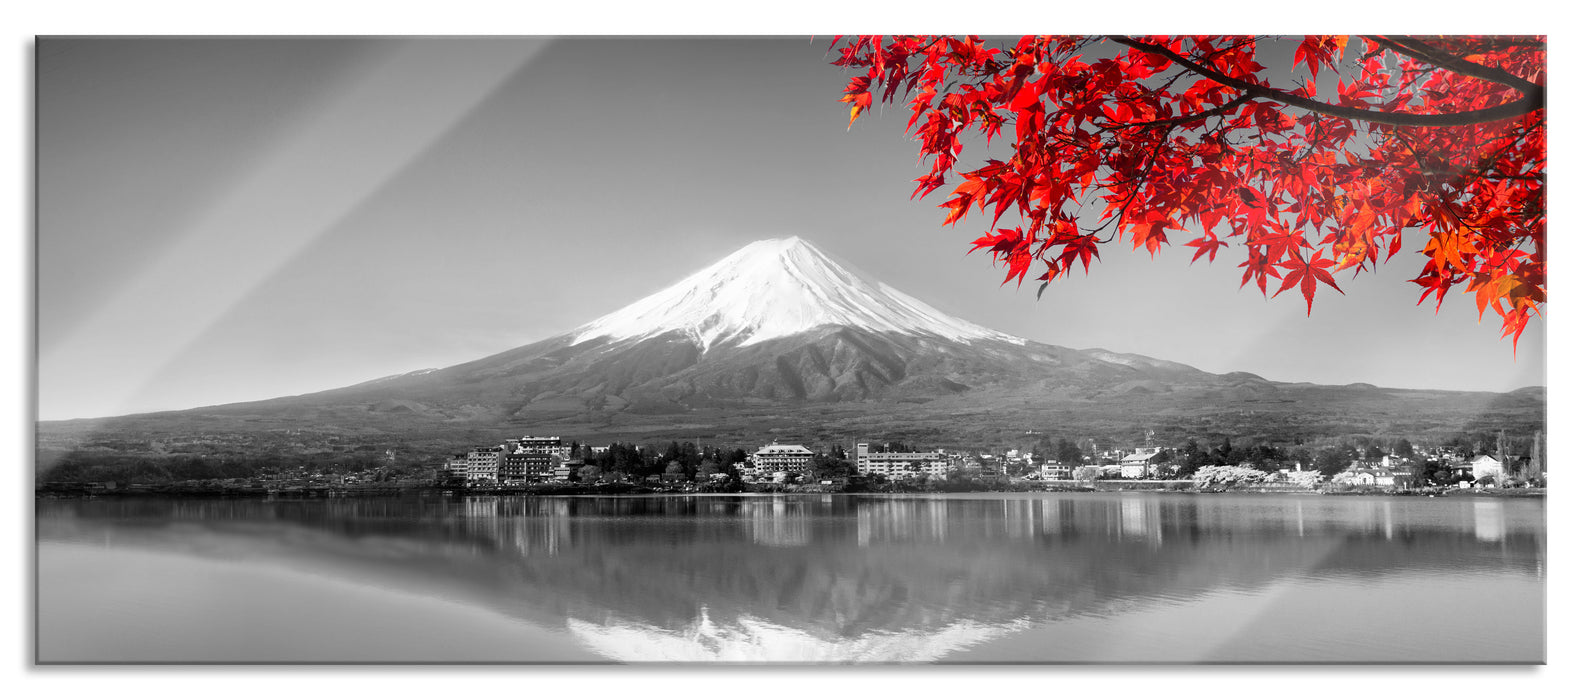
[40,40,549,419]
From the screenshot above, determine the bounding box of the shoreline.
[33,484,1546,500]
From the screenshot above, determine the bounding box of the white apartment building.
[517,435,573,460]
[752,443,815,472]
[854,442,950,479]
[1040,463,1072,480]
[466,446,507,484]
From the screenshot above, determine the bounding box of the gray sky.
[37,36,1546,420]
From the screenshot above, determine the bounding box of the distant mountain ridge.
[37,237,1545,449]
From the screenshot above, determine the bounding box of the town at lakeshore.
[36,428,1546,498]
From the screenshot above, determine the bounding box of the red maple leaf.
[830,35,1545,345]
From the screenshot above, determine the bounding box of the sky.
[36,35,1548,421]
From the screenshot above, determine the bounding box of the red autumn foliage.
[831,35,1545,347]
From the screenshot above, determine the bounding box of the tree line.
[36,452,404,485]
[1015,430,1541,482]
[38,429,1541,488]
[575,441,751,482]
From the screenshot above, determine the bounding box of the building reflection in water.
[1119,496,1163,546]
[744,498,809,547]
[1474,500,1506,543]
[853,496,1177,548]
[48,493,1539,557]
[36,493,1545,662]
[441,496,576,556]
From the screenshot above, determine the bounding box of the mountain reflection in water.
[36,493,1544,663]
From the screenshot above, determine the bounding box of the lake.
[35,492,1544,664]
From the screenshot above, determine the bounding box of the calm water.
[36,493,1544,663]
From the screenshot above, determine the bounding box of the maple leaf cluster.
[831,35,1546,347]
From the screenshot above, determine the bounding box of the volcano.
[569,237,1027,351]
[41,237,1544,447]
[262,237,1211,412]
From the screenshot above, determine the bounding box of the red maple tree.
[831,36,1545,346]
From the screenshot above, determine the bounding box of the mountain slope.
[36,237,1545,450]
[242,236,1194,415]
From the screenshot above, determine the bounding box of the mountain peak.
[720,236,816,264]
[571,237,1025,351]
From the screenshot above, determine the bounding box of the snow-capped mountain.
[571,236,1025,351]
[142,237,1257,418]
[566,610,1029,663]
[207,236,1227,418]
[65,236,1542,447]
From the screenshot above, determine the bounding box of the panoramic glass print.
[36,36,1545,664]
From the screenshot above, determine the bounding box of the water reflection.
[745,499,810,547]
[1475,500,1506,543]
[36,493,1544,663]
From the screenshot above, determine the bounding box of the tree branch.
[1087,125,1174,241]
[1366,35,1542,94]
[1107,36,1544,127]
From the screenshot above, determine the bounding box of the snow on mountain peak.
[566,609,1029,662]
[571,237,1026,351]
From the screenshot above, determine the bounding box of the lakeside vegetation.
[35,474,1544,500]
[38,426,1545,493]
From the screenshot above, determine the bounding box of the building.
[443,454,469,483]
[1119,447,1163,478]
[1039,463,1072,480]
[517,435,573,460]
[1388,467,1420,488]
[1469,454,1504,482]
[502,453,559,485]
[1073,464,1117,480]
[1436,460,1475,483]
[854,442,949,479]
[736,464,768,483]
[1334,465,1409,488]
[752,443,815,473]
[466,446,507,484]
[954,456,997,478]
